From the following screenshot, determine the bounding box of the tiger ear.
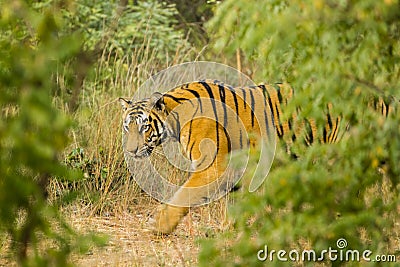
[119,98,132,110]
[150,92,166,112]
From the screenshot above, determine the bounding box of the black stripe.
[186,104,201,152]
[163,94,188,104]
[333,118,340,141]
[258,84,267,98]
[169,111,180,140]
[291,133,297,142]
[259,84,276,132]
[189,141,196,161]
[330,118,339,143]
[200,81,220,150]
[186,88,203,112]
[218,84,228,129]
[239,88,247,110]
[327,112,333,129]
[129,111,145,116]
[222,124,232,153]
[264,86,284,138]
[385,102,389,117]
[229,87,240,123]
[152,116,160,136]
[249,89,255,127]
[151,112,162,123]
[187,119,194,152]
[305,119,314,145]
[275,84,283,104]
[326,112,333,142]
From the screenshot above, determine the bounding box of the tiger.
[119,79,342,234]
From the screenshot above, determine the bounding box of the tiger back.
[119,79,340,234]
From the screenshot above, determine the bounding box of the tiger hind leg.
[152,162,227,234]
[152,120,230,234]
[152,204,189,234]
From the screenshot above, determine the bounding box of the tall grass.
[47,0,242,233]
[49,34,211,219]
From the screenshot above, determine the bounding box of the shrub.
[200,1,400,266]
[63,0,191,62]
[0,1,105,265]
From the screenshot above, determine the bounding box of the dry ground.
[1,179,398,266]
[1,198,399,266]
[0,198,229,267]
[70,205,208,267]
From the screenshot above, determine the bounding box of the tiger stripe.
[119,79,393,234]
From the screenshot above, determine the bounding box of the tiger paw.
[151,204,188,235]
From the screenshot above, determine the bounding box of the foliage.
[0,0,106,265]
[63,0,190,62]
[44,0,198,217]
[62,145,130,213]
[164,0,216,45]
[200,0,400,266]
[50,0,196,214]
[54,0,194,112]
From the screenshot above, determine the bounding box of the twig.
[343,74,385,95]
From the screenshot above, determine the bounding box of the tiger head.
[119,93,169,159]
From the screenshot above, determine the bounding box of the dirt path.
[70,204,222,267]
[0,200,229,266]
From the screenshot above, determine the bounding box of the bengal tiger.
[119,79,342,234]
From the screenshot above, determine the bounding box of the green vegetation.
[0,0,107,265]
[0,0,194,265]
[200,0,400,266]
[63,0,191,62]
[56,0,196,215]
[1,0,399,266]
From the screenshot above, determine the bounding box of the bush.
[0,1,105,265]
[50,0,199,216]
[63,0,191,62]
[200,1,400,266]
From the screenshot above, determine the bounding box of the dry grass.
[69,204,199,267]
[39,35,236,266]
[0,196,231,266]
[50,40,198,215]
[25,40,229,266]
[69,199,230,267]
[3,37,397,265]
